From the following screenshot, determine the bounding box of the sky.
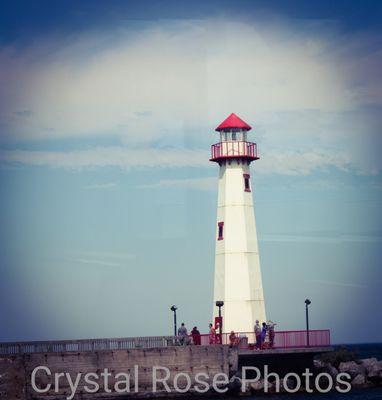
[0,0,381,345]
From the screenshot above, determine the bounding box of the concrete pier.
[0,345,236,399]
[0,343,332,399]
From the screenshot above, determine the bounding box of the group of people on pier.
[176,323,218,345]
[176,320,276,349]
[254,319,276,349]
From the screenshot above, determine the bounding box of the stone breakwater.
[233,357,382,395]
[313,357,382,389]
[219,355,382,396]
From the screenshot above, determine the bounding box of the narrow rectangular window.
[243,174,251,192]
[232,132,237,141]
[218,222,224,240]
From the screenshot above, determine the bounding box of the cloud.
[69,251,136,268]
[0,145,377,176]
[77,251,136,261]
[0,18,381,175]
[0,147,206,170]
[258,149,352,176]
[309,279,367,289]
[14,110,33,117]
[84,182,118,190]
[74,258,123,267]
[259,233,382,244]
[140,176,216,191]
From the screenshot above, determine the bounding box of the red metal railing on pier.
[197,330,330,349]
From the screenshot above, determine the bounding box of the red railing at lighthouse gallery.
[210,141,258,160]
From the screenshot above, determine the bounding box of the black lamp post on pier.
[305,299,311,347]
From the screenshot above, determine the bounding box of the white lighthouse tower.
[211,113,266,334]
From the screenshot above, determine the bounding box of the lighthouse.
[211,113,266,334]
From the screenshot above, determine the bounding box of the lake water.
[337,343,382,361]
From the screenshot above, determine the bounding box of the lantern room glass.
[220,129,247,142]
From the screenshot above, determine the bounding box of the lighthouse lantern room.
[211,113,266,334]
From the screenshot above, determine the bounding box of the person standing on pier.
[261,322,267,348]
[178,323,188,345]
[191,327,201,345]
[209,323,216,344]
[268,320,276,348]
[229,331,237,347]
[254,320,261,349]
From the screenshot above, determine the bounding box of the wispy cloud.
[258,149,352,176]
[79,251,136,260]
[309,279,367,289]
[0,146,373,175]
[70,251,136,268]
[14,110,33,117]
[0,147,205,170]
[74,258,123,267]
[84,182,118,190]
[140,177,216,191]
[259,233,382,244]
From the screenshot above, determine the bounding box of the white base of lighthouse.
[213,159,266,334]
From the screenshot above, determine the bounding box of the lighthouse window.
[218,222,224,240]
[232,132,237,141]
[243,174,251,192]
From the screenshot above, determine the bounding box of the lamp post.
[305,299,311,347]
[215,301,224,337]
[170,305,177,337]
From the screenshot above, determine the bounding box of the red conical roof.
[215,113,252,131]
